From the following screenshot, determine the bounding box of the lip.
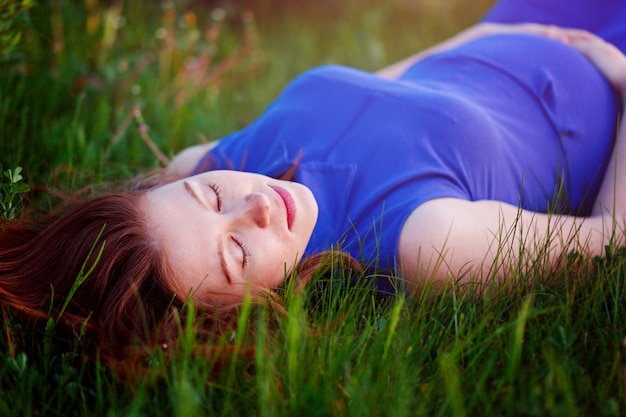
[270,186,295,230]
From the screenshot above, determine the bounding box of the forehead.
[144,182,220,299]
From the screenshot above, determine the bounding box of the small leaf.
[0,165,30,219]
[6,352,28,375]
[45,317,56,334]
[15,183,29,193]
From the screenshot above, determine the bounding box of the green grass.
[2,0,626,415]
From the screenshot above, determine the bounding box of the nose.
[240,192,270,228]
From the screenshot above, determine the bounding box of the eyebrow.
[184,181,232,284]
[183,181,209,210]
[217,234,233,284]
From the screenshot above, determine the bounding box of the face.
[145,170,318,304]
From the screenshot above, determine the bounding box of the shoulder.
[297,64,373,80]
[287,64,397,96]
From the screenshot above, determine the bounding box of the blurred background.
[1,0,494,194]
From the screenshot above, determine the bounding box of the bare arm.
[375,23,597,79]
[165,142,218,179]
[569,32,626,217]
[398,30,626,289]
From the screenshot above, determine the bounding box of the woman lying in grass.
[1,0,625,359]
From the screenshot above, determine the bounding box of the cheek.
[255,246,296,288]
[249,227,307,286]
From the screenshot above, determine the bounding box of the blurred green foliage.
[0,0,34,57]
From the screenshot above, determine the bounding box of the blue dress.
[192,1,622,272]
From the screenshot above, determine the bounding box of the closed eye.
[208,182,223,211]
[232,236,250,268]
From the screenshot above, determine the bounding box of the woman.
[1,0,625,357]
[159,25,626,297]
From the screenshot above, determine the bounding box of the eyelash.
[208,182,223,211]
[232,236,250,268]
[208,182,249,268]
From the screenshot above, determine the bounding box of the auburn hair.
[0,192,188,359]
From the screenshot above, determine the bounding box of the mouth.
[270,186,296,230]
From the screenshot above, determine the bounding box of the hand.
[473,24,626,97]
[557,30,626,96]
